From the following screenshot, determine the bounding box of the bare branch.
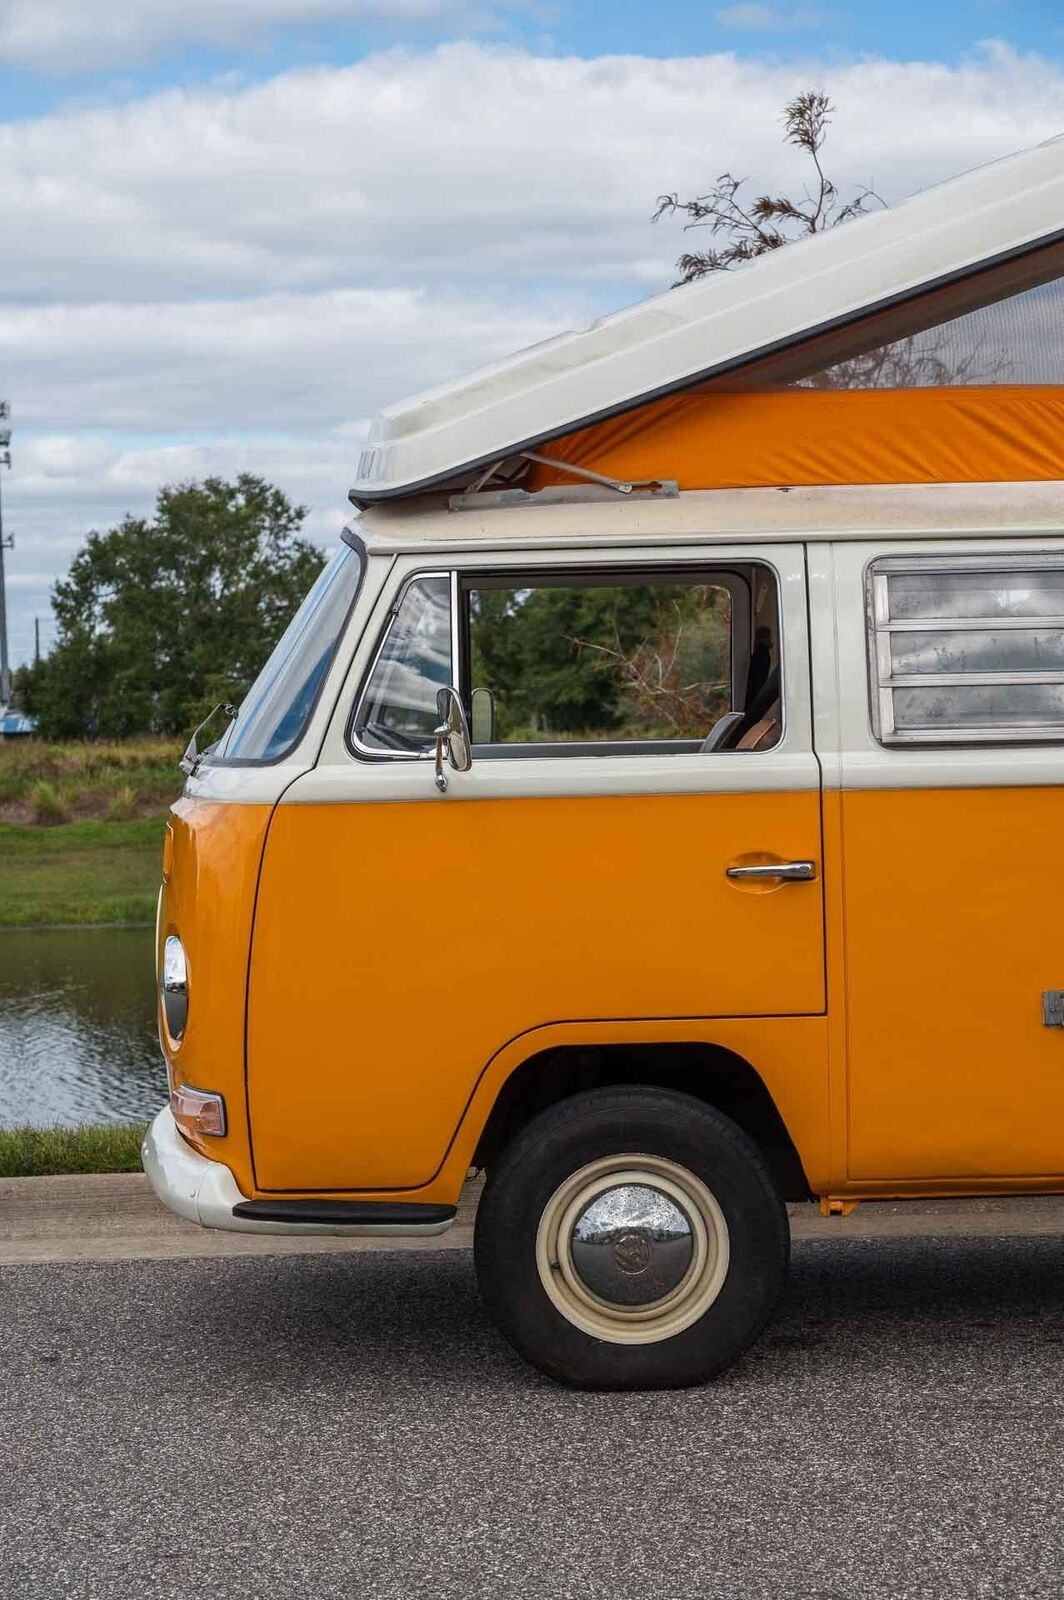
[655,89,885,285]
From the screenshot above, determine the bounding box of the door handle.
[726,860,818,883]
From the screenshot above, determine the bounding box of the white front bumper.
[142,1106,266,1232]
[141,1107,457,1237]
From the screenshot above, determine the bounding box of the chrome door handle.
[726,861,818,883]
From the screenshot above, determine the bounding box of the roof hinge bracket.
[520,450,665,496]
[466,459,507,495]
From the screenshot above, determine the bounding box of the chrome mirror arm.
[433,721,450,793]
[433,687,473,793]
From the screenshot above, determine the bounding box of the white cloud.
[0,287,582,434]
[0,0,520,72]
[3,41,1064,665]
[1,42,1060,314]
[0,281,582,662]
[3,432,363,662]
[10,430,358,555]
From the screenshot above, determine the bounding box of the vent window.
[868,555,1064,744]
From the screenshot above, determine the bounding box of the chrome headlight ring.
[161,934,188,1043]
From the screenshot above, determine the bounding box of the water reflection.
[0,928,167,1127]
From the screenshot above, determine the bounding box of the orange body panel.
[437,1015,834,1203]
[527,386,1064,492]
[842,786,1064,1182]
[159,797,272,1196]
[247,789,825,1193]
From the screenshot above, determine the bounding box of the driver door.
[246,543,825,1192]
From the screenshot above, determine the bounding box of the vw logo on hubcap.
[568,1182,695,1308]
[612,1230,652,1275]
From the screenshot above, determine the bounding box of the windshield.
[210,540,363,764]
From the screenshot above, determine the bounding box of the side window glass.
[869,556,1064,743]
[353,574,452,753]
[466,567,780,753]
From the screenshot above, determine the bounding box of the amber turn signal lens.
[171,1084,227,1139]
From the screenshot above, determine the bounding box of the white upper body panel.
[351,136,1064,502]
[355,481,1064,556]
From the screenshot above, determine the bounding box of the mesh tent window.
[715,238,1064,391]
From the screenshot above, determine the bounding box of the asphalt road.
[3,1234,1064,1600]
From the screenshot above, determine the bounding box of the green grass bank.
[0,740,179,926]
[0,1123,149,1177]
[0,817,165,926]
[0,738,182,824]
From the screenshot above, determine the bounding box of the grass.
[29,779,71,825]
[0,1122,149,1177]
[0,740,178,924]
[0,818,165,926]
[0,738,182,823]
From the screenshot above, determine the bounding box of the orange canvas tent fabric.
[524,386,1064,491]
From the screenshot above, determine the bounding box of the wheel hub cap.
[535,1154,731,1346]
[569,1183,694,1307]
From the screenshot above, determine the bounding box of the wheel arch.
[472,1040,812,1202]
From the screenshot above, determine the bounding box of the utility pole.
[0,401,11,708]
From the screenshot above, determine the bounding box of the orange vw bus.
[145,136,1064,1387]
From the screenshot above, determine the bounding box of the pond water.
[0,927,168,1127]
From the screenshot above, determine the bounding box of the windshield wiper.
[180,702,238,777]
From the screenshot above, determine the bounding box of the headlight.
[162,934,188,1042]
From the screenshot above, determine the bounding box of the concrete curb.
[2,1173,1063,1266]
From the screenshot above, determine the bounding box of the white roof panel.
[351,134,1064,503]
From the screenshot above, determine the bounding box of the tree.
[18,475,323,740]
[571,590,730,738]
[469,581,729,741]
[652,90,1006,389]
[470,584,663,738]
[653,91,879,285]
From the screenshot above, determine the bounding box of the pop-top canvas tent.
[350,133,1064,507]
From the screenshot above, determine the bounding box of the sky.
[1,1,1063,668]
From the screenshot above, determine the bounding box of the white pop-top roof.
[351,134,1064,503]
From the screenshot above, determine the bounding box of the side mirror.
[471,685,497,744]
[433,687,472,793]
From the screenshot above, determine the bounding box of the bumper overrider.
[141,1107,456,1237]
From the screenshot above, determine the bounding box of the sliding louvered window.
[868,555,1064,744]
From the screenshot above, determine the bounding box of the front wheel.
[474,1086,789,1389]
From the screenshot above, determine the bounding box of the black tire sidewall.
[474,1087,789,1390]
